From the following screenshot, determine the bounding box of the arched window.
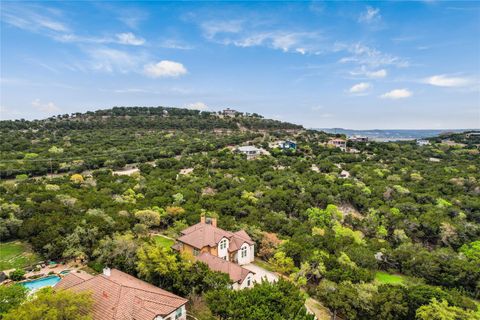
[220,239,227,250]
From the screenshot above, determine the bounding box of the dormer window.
[241,245,247,258]
[219,239,227,250]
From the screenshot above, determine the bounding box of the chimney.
[211,217,217,227]
[103,267,111,277]
[200,215,206,224]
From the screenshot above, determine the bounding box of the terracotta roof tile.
[55,269,187,320]
[55,272,93,290]
[196,253,254,283]
[178,222,254,252]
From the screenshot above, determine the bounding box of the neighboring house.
[466,132,480,138]
[348,136,368,142]
[196,253,255,290]
[55,268,188,320]
[340,170,350,178]
[277,140,297,150]
[328,138,347,151]
[237,146,265,159]
[222,108,238,117]
[416,139,430,146]
[173,216,256,289]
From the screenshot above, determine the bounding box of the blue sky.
[1,1,479,129]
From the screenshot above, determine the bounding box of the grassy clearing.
[0,241,41,270]
[153,235,174,249]
[375,271,405,285]
[253,258,277,273]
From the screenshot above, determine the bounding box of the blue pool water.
[22,275,61,291]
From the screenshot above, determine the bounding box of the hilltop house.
[328,138,347,151]
[277,140,297,150]
[349,136,368,142]
[416,139,431,146]
[222,108,239,117]
[237,146,266,159]
[173,216,255,290]
[55,268,188,320]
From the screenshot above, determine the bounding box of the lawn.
[253,258,277,273]
[153,235,175,249]
[375,271,405,285]
[0,241,41,271]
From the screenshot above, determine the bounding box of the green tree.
[134,209,161,228]
[206,279,314,320]
[415,298,480,320]
[269,251,296,274]
[2,287,93,320]
[0,284,28,315]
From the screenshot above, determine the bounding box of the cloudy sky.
[1,1,479,129]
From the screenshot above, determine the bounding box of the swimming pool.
[22,275,61,291]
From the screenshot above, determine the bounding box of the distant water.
[316,128,471,141]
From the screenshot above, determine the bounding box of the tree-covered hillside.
[0,107,302,178]
[1,107,479,319]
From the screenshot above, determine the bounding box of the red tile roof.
[55,269,187,320]
[196,252,254,284]
[178,222,254,251]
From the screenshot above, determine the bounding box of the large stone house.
[173,216,255,289]
[55,268,188,320]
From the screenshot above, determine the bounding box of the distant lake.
[315,129,472,141]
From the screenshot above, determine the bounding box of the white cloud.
[358,6,381,24]
[143,60,187,78]
[349,82,371,93]
[186,102,208,111]
[380,89,412,99]
[338,43,408,68]
[159,39,193,50]
[296,48,307,55]
[237,31,320,54]
[350,66,387,79]
[87,48,139,73]
[201,19,321,55]
[201,20,243,39]
[1,4,69,33]
[366,69,387,78]
[116,32,145,46]
[54,32,146,46]
[423,74,472,87]
[31,99,60,113]
[311,105,324,111]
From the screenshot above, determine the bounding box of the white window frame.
[241,245,247,258]
[219,239,227,250]
[193,248,200,256]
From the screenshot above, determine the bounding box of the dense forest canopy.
[1,107,479,320]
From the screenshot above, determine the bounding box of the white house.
[416,139,431,146]
[173,216,256,290]
[237,146,265,159]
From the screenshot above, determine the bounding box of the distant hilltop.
[316,128,476,141]
[0,106,304,132]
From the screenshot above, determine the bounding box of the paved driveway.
[243,263,278,284]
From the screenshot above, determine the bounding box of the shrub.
[9,269,26,281]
